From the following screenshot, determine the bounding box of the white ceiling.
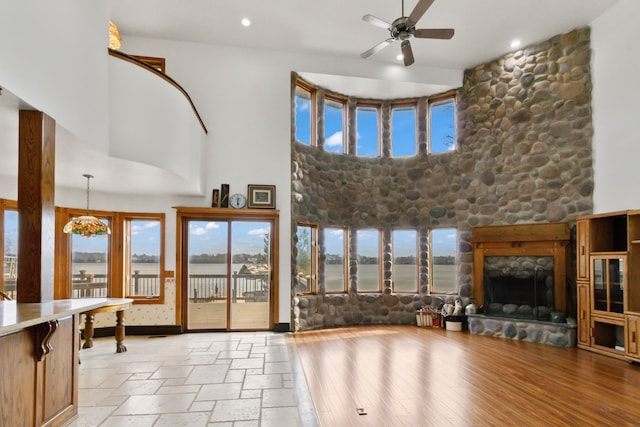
[111,0,617,70]
[0,0,620,196]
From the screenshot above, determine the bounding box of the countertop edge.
[0,298,116,336]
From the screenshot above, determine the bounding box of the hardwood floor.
[293,325,640,427]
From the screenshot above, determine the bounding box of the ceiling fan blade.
[408,0,435,24]
[361,38,395,59]
[401,40,414,66]
[414,28,455,39]
[362,14,392,30]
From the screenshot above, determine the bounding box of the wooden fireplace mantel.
[470,223,571,313]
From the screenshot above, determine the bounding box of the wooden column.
[17,110,56,303]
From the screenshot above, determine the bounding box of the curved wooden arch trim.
[108,48,208,134]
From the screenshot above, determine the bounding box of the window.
[295,224,317,294]
[124,216,165,302]
[324,97,344,153]
[295,84,313,145]
[324,228,347,293]
[431,228,457,294]
[429,97,456,154]
[392,229,418,293]
[392,106,416,156]
[356,106,379,156]
[2,201,18,300]
[55,208,165,303]
[357,229,381,292]
[71,217,111,298]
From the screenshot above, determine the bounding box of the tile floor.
[68,332,319,426]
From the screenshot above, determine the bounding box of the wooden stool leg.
[82,313,95,349]
[115,310,127,353]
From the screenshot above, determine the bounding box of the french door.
[177,207,279,332]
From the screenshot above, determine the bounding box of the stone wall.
[291,28,593,332]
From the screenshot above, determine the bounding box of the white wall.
[109,58,205,193]
[0,0,110,152]
[591,0,640,212]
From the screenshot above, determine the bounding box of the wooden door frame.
[174,207,279,331]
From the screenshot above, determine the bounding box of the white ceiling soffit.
[298,72,454,99]
[0,86,201,196]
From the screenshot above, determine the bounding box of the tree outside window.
[429,98,456,154]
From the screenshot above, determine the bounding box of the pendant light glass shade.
[63,174,111,237]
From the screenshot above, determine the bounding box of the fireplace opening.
[483,256,554,321]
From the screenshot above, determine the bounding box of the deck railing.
[3,265,269,302]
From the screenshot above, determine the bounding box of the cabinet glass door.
[609,258,624,313]
[593,259,606,311]
[591,256,625,314]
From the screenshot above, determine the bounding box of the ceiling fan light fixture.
[360,0,454,66]
[396,53,404,61]
[63,174,111,237]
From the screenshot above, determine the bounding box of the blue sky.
[188,221,270,255]
[295,92,455,154]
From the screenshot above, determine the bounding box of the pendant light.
[109,21,121,50]
[63,174,111,237]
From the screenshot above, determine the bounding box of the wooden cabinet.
[576,220,590,281]
[626,314,640,362]
[577,281,590,347]
[0,315,79,426]
[576,210,640,362]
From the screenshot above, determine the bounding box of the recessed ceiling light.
[241,18,251,27]
[510,39,521,49]
[396,54,404,61]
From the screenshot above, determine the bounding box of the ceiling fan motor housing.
[390,17,415,40]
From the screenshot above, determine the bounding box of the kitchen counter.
[0,298,110,337]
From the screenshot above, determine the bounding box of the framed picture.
[211,189,220,207]
[247,185,276,209]
[220,184,229,208]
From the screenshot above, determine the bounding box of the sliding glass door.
[183,214,274,331]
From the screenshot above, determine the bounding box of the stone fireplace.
[471,223,571,315]
[484,255,555,321]
[468,223,575,346]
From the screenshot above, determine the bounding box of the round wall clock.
[229,193,247,208]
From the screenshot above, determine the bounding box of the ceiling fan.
[360,0,454,67]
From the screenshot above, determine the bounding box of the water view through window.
[431,228,457,293]
[186,219,272,330]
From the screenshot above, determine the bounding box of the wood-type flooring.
[293,325,640,427]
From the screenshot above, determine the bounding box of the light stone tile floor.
[67,332,319,427]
